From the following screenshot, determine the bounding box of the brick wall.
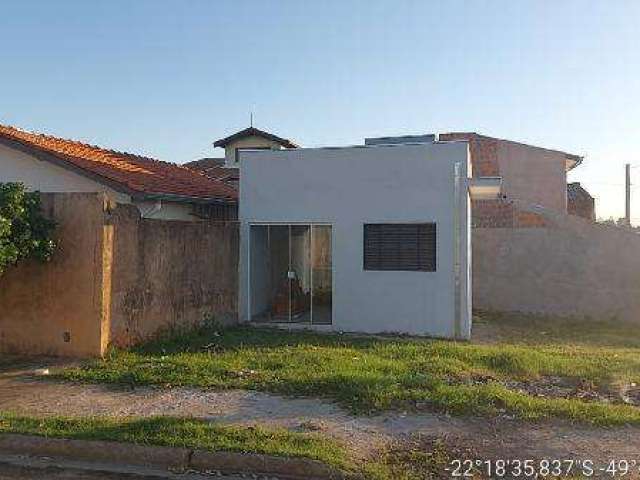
[439,132,500,176]
[440,132,549,228]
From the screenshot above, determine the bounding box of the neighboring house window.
[234,146,270,163]
[363,223,436,272]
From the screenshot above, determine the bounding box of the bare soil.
[1,361,640,469]
[451,373,640,406]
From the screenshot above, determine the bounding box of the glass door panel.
[290,225,312,323]
[268,225,291,321]
[311,225,332,324]
[249,225,269,322]
[250,225,290,322]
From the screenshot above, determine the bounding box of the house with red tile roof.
[0,124,238,221]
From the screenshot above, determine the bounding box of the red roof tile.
[0,125,237,203]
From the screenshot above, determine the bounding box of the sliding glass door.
[249,224,332,324]
[311,225,332,325]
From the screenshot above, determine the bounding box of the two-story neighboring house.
[437,132,593,225]
[185,127,298,188]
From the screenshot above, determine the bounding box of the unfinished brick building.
[439,132,588,226]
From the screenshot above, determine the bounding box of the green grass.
[0,412,353,472]
[0,412,463,480]
[59,313,640,425]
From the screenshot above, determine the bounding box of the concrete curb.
[0,434,347,479]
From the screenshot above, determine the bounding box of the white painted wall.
[0,143,129,202]
[133,200,196,221]
[0,144,196,221]
[239,142,472,339]
[224,135,282,167]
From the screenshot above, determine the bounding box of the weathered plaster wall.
[0,193,239,357]
[108,205,238,348]
[0,193,110,357]
[474,215,640,322]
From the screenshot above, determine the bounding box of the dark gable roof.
[184,158,239,185]
[0,124,237,203]
[213,127,298,149]
[185,157,225,170]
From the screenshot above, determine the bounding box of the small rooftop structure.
[213,127,298,149]
[211,127,298,168]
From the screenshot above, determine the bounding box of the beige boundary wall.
[108,203,238,348]
[474,213,640,323]
[0,193,238,357]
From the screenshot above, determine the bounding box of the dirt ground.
[1,361,640,468]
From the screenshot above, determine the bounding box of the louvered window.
[363,223,436,272]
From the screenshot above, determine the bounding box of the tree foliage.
[0,182,56,275]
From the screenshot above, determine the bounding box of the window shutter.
[363,223,436,272]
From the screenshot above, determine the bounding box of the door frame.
[247,222,334,325]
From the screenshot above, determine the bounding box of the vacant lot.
[2,312,640,479]
[61,312,640,426]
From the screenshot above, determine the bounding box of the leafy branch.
[0,182,56,275]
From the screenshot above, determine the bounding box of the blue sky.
[1,0,639,221]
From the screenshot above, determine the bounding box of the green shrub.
[0,182,56,274]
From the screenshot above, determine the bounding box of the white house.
[0,124,237,221]
[239,140,481,339]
